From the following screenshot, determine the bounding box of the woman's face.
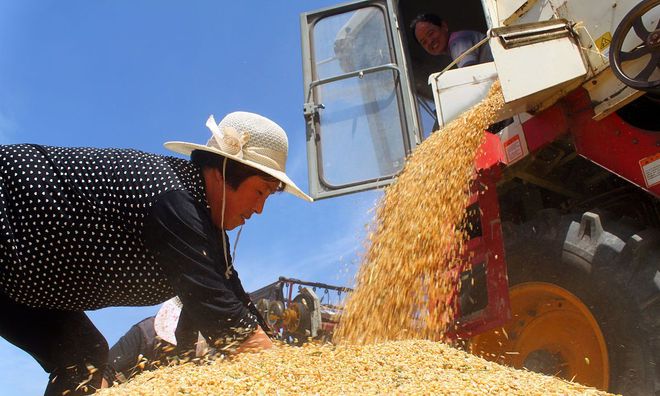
[204,168,280,230]
[414,21,449,56]
[221,175,279,230]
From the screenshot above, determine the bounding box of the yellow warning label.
[595,32,612,51]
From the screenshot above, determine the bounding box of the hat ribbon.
[205,115,284,172]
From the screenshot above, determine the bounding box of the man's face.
[222,175,280,230]
[414,21,449,56]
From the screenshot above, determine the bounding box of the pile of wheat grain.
[96,340,610,395]
[333,81,504,344]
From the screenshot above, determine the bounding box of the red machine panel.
[569,95,660,197]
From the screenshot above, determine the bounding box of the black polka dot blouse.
[0,144,258,342]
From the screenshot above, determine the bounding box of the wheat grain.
[96,340,611,395]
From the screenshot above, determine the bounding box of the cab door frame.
[301,0,422,199]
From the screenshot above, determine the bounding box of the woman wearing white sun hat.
[0,111,311,395]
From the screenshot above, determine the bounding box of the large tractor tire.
[470,209,660,395]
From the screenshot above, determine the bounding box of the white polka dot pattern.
[0,144,208,310]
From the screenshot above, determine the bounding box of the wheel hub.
[648,29,660,46]
[523,349,566,377]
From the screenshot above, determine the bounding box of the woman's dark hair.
[409,13,444,45]
[191,150,284,191]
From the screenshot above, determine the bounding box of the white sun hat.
[165,111,312,202]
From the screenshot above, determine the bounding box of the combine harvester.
[294,0,660,394]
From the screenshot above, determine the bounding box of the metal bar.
[306,63,400,102]
[491,19,572,49]
[278,276,353,293]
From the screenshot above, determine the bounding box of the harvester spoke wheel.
[609,0,660,91]
[256,298,270,319]
[291,293,314,336]
[267,300,285,329]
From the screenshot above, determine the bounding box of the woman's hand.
[235,326,273,354]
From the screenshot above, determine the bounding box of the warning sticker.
[595,32,612,51]
[504,135,523,163]
[640,153,660,188]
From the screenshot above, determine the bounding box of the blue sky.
[0,1,383,394]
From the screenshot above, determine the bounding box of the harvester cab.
[300,0,660,393]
